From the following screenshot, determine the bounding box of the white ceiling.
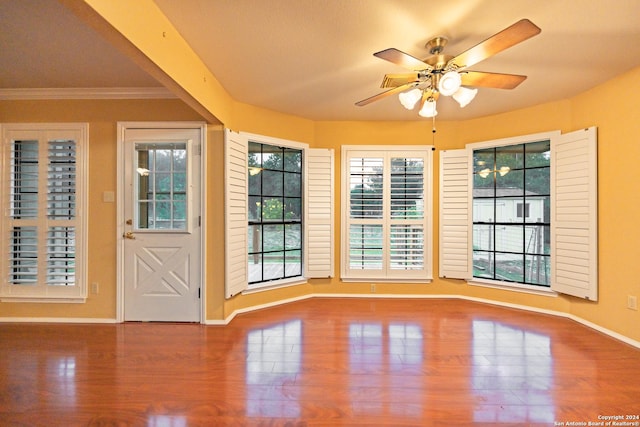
[2,0,640,122]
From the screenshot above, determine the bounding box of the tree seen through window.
[248,142,303,284]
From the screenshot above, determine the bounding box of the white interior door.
[121,127,202,322]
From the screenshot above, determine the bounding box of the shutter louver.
[9,226,38,284]
[47,226,76,286]
[9,140,39,219]
[349,157,383,219]
[348,224,383,270]
[224,129,249,298]
[551,127,598,300]
[390,224,424,270]
[390,157,425,270]
[342,147,432,281]
[439,149,472,279]
[47,140,76,219]
[2,124,87,300]
[304,148,334,278]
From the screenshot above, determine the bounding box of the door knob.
[123,231,136,240]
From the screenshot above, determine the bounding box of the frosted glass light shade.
[418,99,438,118]
[452,86,478,108]
[438,71,462,96]
[398,88,422,110]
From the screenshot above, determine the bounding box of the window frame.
[467,131,557,294]
[341,145,434,283]
[224,129,334,298]
[247,141,304,287]
[439,128,598,300]
[470,140,552,288]
[1,123,89,302]
[133,141,192,233]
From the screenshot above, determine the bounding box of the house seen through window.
[472,141,551,286]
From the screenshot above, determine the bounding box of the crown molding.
[0,87,177,100]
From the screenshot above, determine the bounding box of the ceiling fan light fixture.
[478,168,492,179]
[438,71,462,96]
[452,86,478,108]
[398,88,422,110]
[418,98,438,118]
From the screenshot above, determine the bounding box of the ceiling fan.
[356,19,542,118]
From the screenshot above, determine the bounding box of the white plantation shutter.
[304,148,334,278]
[346,155,384,273]
[224,129,249,298]
[7,139,39,285]
[1,124,88,301]
[551,127,598,300]
[46,226,76,286]
[341,146,432,281]
[47,140,77,286]
[390,157,425,271]
[439,149,472,279]
[225,131,334,294]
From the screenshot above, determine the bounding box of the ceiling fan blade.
[381,73,419,88]
[461,71,527,89]
[448,19,541,69]
[355,83,417,106]
[374,48,432,71]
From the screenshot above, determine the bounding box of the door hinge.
[198,288,201,299]
[198,216,201,227]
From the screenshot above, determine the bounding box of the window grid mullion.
[473,142,550,286]
[248,142,303,285]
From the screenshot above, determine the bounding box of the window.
[1,123,88,301]
[439,128,598,300]
[224,129,334,297]
[516,203,530,218]
[472,141,551,286]
[341,146,433,282]
[248,142,303,284]
[135,142,188,231]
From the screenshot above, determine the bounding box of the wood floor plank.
[1,298,640,426]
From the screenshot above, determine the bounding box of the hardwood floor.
[2,298,640,426]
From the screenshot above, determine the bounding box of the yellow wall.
[223,66,640,343]
[0,99,203,319]
[567,67,640,338]
[47,2,638,342]
[2,66,639,343]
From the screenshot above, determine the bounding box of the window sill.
[468,278,557,297]
[341,277,432,284]
[242,277,308,295]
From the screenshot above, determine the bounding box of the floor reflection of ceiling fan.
[356,19,541,117]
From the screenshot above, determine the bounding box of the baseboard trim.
[206,293,640,349]
[0,317,117,324]
[3,294,637,349]
[204,293,316,326]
